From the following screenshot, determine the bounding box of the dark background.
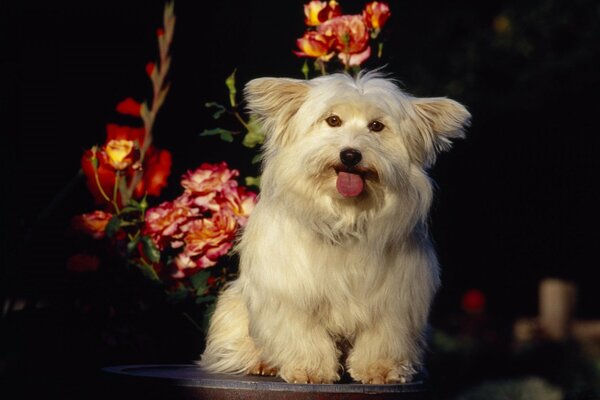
[3,0,599,398]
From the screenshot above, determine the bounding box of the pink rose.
[172,211,238,277]
[144,196,198,249]
[181,162,239,196]
[220,184,258,226]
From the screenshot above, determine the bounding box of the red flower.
[106,123,146,148]
[116,97,142,117]
[318,15,371,66]
[81,124,171,205]
[145,62,157,77]
[461,289,486,314]
[363,2,391,31]
[304,1,341,26]
[134,147,173,197]
[294,31,335,61]
[81,148,117,204]
[66,253,100,273]
[72,210,113,239]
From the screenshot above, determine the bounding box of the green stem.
[139,258,161,281]
[318,59,326,76]
[233,111,251,131]
[113,172,121,214]
[93,166,112,204]
[181,311,204,334]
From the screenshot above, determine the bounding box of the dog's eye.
[368,120,385,132]
[325,115,342,127]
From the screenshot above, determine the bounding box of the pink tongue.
[336,171,364,197]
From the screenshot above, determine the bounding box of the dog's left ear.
[410,97,471,167]
[245,78,310,147]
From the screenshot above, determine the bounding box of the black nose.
[340,148,362,167]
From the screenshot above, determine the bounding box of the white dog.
[200,71,470,384]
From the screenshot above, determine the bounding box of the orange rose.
[363,2,391,31]
[72,210,113,239]
[304,1,341,26]
[318,15,371,66]
[105,139,134,170]
[294,31,335,60]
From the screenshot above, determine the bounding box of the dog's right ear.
[244,78,310,147]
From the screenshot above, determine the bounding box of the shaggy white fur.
[199,71,471,384]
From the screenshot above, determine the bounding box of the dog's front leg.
[248,301,341,384]
[346,319,421,384]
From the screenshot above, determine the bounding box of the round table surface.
[103,364,428,399]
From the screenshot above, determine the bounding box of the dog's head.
[245,72,470,222]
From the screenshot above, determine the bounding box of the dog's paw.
[279,367,339,384]
[247,362,278,377]
[349,360,416,384]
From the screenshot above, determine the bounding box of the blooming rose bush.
[70,3,257,331]
[144,163,256,280]
[295,1,391,73]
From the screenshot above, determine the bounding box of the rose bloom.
[81,148,117,204]
[66,253,100,273]
[181,162,239,196]
[294,31,335,61]
[363,1,391,30]
[134,146,172,197]
[81,124,172,204]
[220,183,257,226]
[318,15,371,66]
[116,97,142,117]
[172,210,238,277]
[304,0,341,26]
[72,210,113,239]
[105,123,145,148]
[105,139,134,170]
[144,196,198,249]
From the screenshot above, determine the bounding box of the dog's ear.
[410,97,471,167]
[244,78,310,147]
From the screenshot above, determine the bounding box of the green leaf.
[190,270,211,295]
[242,115,265,148]
[220,131,234,143]
[251,154,263,164]
[166,285,190,304]
[136,262,161,281]
[140,236,161,263]
[301,60,309,80]
[205,102,227,119]
[245,176,261,188]
[200,128,224,136]
[195,295,216,305]
[200,128,235,144]
[139,195,148,211]
[119,205,140,214]
[126,236,140,255]
[225,69,237,107]
[105,215,121,238]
